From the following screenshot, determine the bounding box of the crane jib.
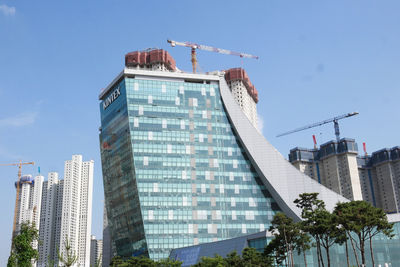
[276,112,359,138]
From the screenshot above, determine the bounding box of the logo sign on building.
[103,86,121,110]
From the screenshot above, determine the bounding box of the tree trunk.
[359,234,365,266]
[316,238,325,267]
[319,241,325,267]
[369,232,375,267]
[345,240,350,267]
[315,237,321,267]
[325,245,331,267]
[283,227,290,267]
[348,232,360,267]
[274,251,279,267]
[290,244,294,267]
[303,249,308,267]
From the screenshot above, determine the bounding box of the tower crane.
[277,112,359,142]
[167,39,259,73]
[0,160,35,236]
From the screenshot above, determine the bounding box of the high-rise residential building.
[14,175,44,232]
[99,49,346,260]
[358,147,400,213]
[289,138,363,201]
[289,139,400,213]
[224,68,259,130]
[90,235,103,267]
[37,155,94,267]
[13,174,44,256]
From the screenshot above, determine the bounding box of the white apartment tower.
[13,174,44,260]
[38,172,61,264]
[224,68,259,130]
[37,155,94,267]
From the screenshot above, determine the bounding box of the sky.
[1,0,399,264]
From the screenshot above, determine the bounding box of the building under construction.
[289,141,400,214]
[99,48,347,261]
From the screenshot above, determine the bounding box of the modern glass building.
[99,49,347,261]
[171,218,400,267]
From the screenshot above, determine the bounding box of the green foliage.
[47,256,56,267]
[156,257,183,267]
[334,200,394,266]
[126,256,156,267]
[294,193,348,267]
[193,248,272,267]
[265,212,311,267]
[224,251,242,267]
[192,255,226,267]
[110,256,128,267]
[109,248,272,267]
[58,238,78,267]
[110,255,182,267]
[264,237,287,265]
[242,247,272,267]
[7,223,39,267]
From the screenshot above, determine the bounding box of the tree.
[241,247,272,267]
[334,201,394,267]
[110,256,128,267]
[264,236,288,267]
[294,193,326,267]
[192,255,226,267]
[312,209,343,267]
[156,257,182,267]
[126,256,156,267]
[109,255,181,267]
[224,251,243,267]
[294,222,312,267]
[7,223,39,267]
[267,212,305,267]
[47,256,56,267]
[58,238,78,267]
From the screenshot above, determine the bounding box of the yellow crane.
[0,160,35,236]
[167,39,259,73]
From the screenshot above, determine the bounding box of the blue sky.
[1,0,399,264]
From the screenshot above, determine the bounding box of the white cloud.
[0,4,16,16]
[257,113,264,134]
[0,112,38,127]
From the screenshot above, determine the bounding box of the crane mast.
[167,39,258,73]
[0,160,35,237]
[277,112,359,142]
